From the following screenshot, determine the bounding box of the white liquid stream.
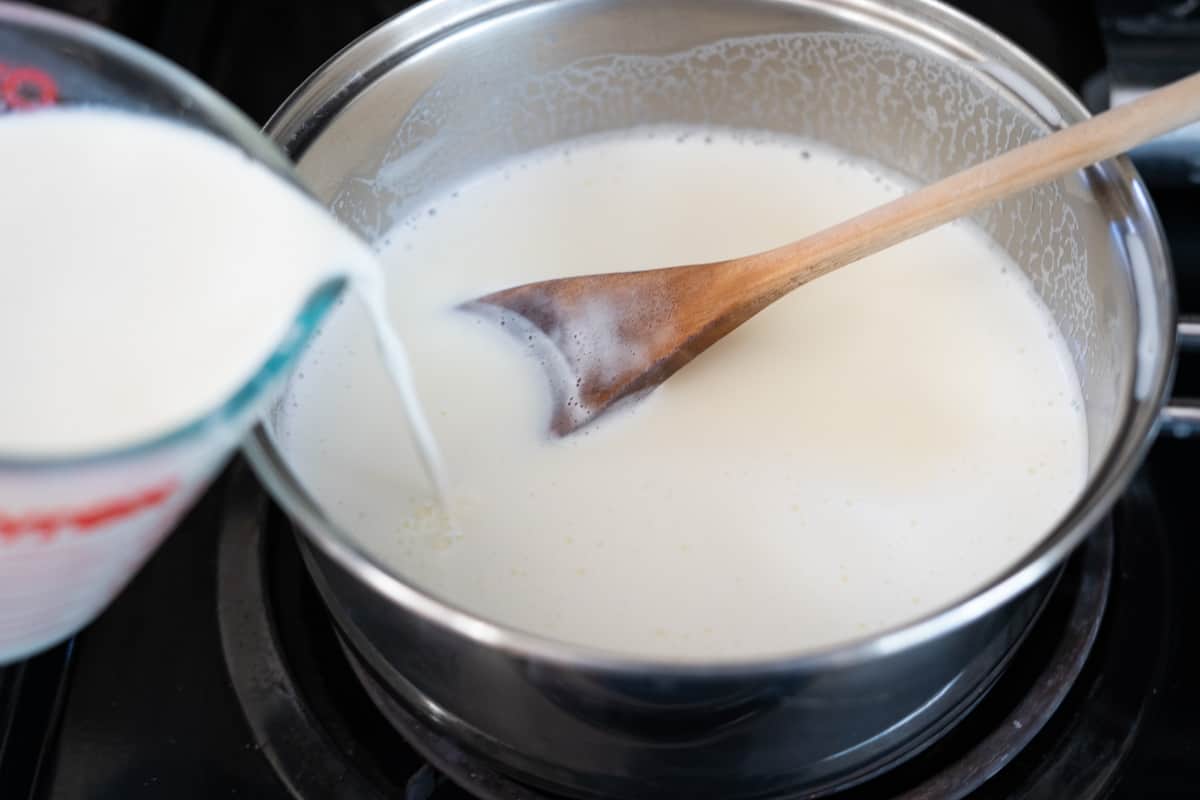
[280,128,1089,661]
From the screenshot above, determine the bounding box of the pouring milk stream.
[0,107,447,663]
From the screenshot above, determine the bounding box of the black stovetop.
[2,1,1199,798]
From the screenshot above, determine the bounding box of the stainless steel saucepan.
[243,1,1198,797]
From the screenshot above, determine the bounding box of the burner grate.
[216,462,1128,800]
[0,644,73,800]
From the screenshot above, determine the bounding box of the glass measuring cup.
[0,4,345,663]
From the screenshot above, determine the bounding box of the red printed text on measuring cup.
[0,480,179,541]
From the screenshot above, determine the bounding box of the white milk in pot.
[279,128,1090,660]
[1,105,1088,665]
[0,108,443,661]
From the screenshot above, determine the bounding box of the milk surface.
[280,128,1089,660]
[0,108,441,472]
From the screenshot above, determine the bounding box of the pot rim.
[245,0,1177,676]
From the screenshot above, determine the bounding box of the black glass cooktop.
[2,1,1198,798]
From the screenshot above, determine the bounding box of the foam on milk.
[0,108,445,499]
[280,127,1089,660]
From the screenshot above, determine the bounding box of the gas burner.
[214,462,1167,799]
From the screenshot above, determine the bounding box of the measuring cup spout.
[223,276,349,436]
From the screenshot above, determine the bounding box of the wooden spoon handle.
[739,70,1200,296]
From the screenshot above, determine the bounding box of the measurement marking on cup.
[0,63,58,111]
[0,481,178,541]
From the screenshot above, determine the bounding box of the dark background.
[28,0,1110,125]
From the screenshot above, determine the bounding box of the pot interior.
[260,0,1170,654]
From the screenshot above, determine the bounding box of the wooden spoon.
[462,71,1200,436]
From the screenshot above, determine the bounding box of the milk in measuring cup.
[0,108,441,662]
